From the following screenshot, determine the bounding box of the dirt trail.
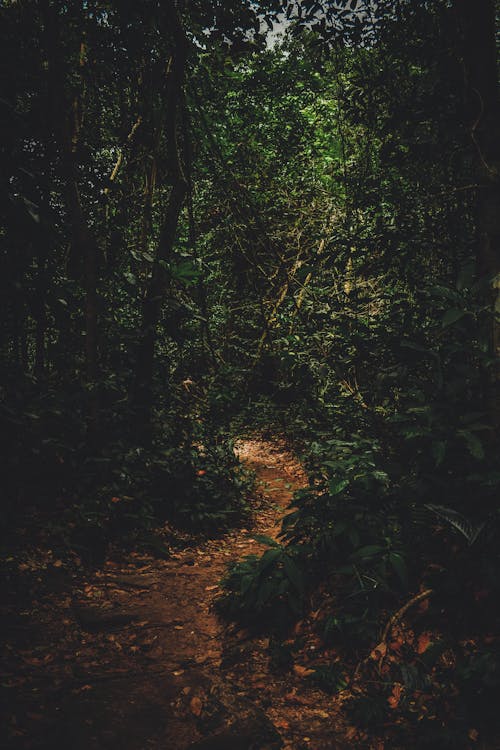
[3,439,348,750]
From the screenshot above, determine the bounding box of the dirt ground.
[2,439,353,750]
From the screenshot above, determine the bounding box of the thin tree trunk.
[41,3,100,429]
[133,9,188,436]
[454,0,500,419]
[34,245,47,378]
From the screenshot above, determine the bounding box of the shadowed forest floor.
[2,439,361,750]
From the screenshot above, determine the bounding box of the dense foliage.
[1,0,499,747]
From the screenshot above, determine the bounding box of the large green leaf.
[441,308,466,327]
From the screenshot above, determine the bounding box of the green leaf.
[259,548,282,572]
[426,504,485,545]
[456,262,475,291]
[352,544,385,560]
[240,574,254,595]
[257,578,276,607]
[170,259,201,286]
[442,308,466,327]
[401,340,435,356]
[251,533,281,548]
[124,271,138,285]
[328,478,349,495]
[283,555,305,595]
[432,441,446,467]
[459,430,485,460]
[389,552,408,587]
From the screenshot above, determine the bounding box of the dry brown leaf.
[418,596,430,614]
[417,632,432,654]
[293,664,315,678]
[190,696,203,717]
[389,637,404,653]
[285,692,309,705]
[370,642,387,660]
[274,719,290,731]
[388,682,403,709]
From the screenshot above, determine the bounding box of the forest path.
[4,439,348,750]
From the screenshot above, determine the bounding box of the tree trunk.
[454,0,500,418]
[41,3,100,430]
[34,244,47,378]
[132,8,188,437]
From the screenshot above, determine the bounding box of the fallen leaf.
[370,642,387,660]
[285,691,309,706]
[274,719,290,731]
[389,637,404,653]
[418,597,430,614]
[293,664,315,678]
[417,632,432,654]
[172,669,184,676]
[190,696,203,716]
[388,682,403,709]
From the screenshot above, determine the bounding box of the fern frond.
[425,503,485,545]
